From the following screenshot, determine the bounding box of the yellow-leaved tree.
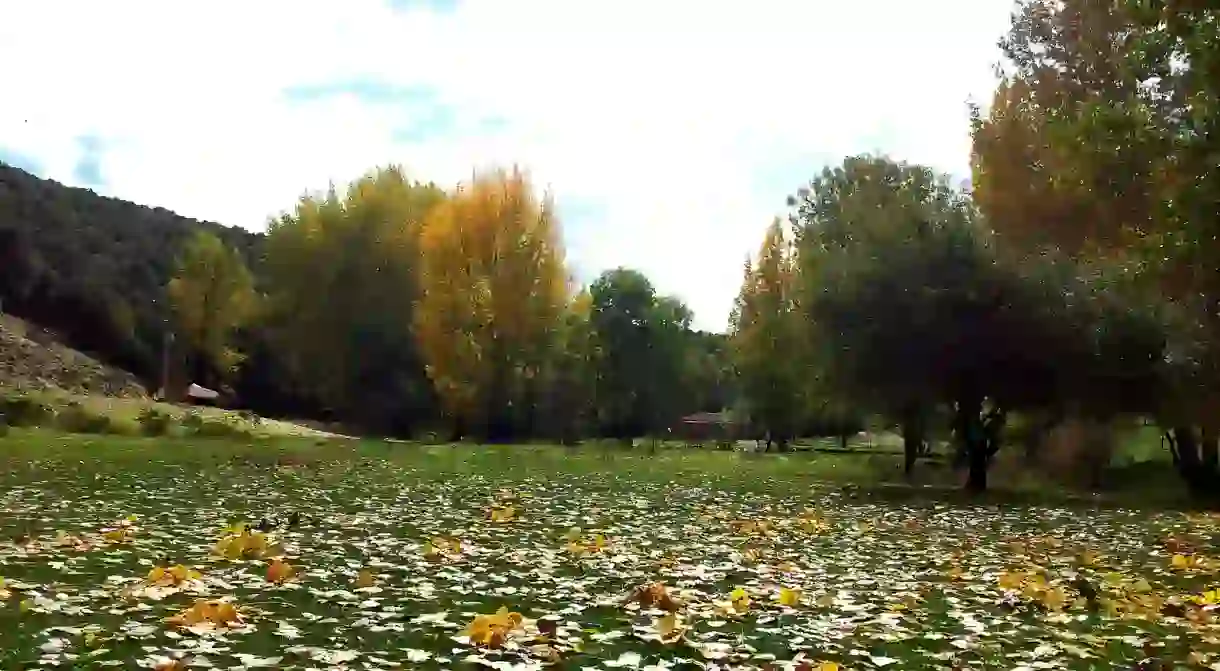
[729,218,804,450]
[166,230,257,390]
[414,167,570,441]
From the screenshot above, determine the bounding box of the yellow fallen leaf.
[466,606,523,649]
[656,612,685,642]
[166,599,243,630]
[998,571,1025,590]
[354,570,377,588]
[778,587,802,607]
[729,587,750,612]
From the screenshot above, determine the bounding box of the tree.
[729,218,804,451]
[588,268,696,443]
[1121,4,1220,494]
[262,166,445,434]
[971,0,1165,260]
[414,166,570,442]
[535,289,598,444]
[0,162,260,387]
[683,331,734,416]
[792,155,1083,491]
[166,230,257,391]
[974,0,1220,494]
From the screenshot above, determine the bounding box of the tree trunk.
[901,406,925,478]
[447,416,465,443]
[955,395,990,493]
[1169,426,1220,499]
[967,443,989,493]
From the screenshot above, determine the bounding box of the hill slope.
[0,162,262,384]
[0,313,146,397]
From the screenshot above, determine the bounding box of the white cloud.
[0,0,1011,331]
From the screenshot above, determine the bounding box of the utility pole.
[160,323,174,401]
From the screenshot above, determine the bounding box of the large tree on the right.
[971,0,1220,494]
[792,155,1088,492]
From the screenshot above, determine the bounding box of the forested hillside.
[0,163,261,383]
[0,163,734,436]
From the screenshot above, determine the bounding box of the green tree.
[535,290,598,444]
[729,218,804,451]
[975,0,1220,494]
[262,166,445,434]
[166,230,257,391]
[589,268,695,443]
[791,155,1083,491]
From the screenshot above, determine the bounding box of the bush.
[237,410,263,428]
[182,410,249,439]
[137,407,174,436]
[0,393,55,427]
[56,401,116,435]
[1042,418,1116,489]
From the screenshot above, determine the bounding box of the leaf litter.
[0,450,1219,668]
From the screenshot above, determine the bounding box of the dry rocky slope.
[0,313,147,398]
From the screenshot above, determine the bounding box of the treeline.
[0,163,732,440]
[727,0,1218,494]
[0,164,261,380]
[1,0,1215,495]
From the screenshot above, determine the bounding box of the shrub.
[237,410,263,428]
[1042,418,1116,489]
[137,407,174,436]
[56,401,115,435]
[182,410,249,439]
[0,393,55,427]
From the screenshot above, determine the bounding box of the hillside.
[0,313,146,397]
[0,162,262,384]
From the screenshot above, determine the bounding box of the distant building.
[671,411,736,446]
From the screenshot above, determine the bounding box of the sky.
[0,0,1013,332]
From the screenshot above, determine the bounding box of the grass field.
[0,433,1215,669]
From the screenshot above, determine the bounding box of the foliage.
[588,268,697,440]
[976,0,1220,494]
[167,230,258,386]
[729,218,804,448]
[0,163,260,382]
[414,167,570,441]
[55,400,119,435]
[0,392,55,427]
[0,436,1216,668]
[262,166,445,435]
[792,155,1086,490]
[971,0,1161,259]
[137,407,174,436]
[534,290,598,443]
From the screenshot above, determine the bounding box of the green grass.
[3,388,344,439]
[0,433,1214,669]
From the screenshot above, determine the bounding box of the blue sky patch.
[391,105,459,144]
[385,0,459,14]
[282,79,438,106]
[73,134,106,187]
[0,147,43,174]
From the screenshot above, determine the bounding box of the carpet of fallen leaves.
[1,449,1220,670]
